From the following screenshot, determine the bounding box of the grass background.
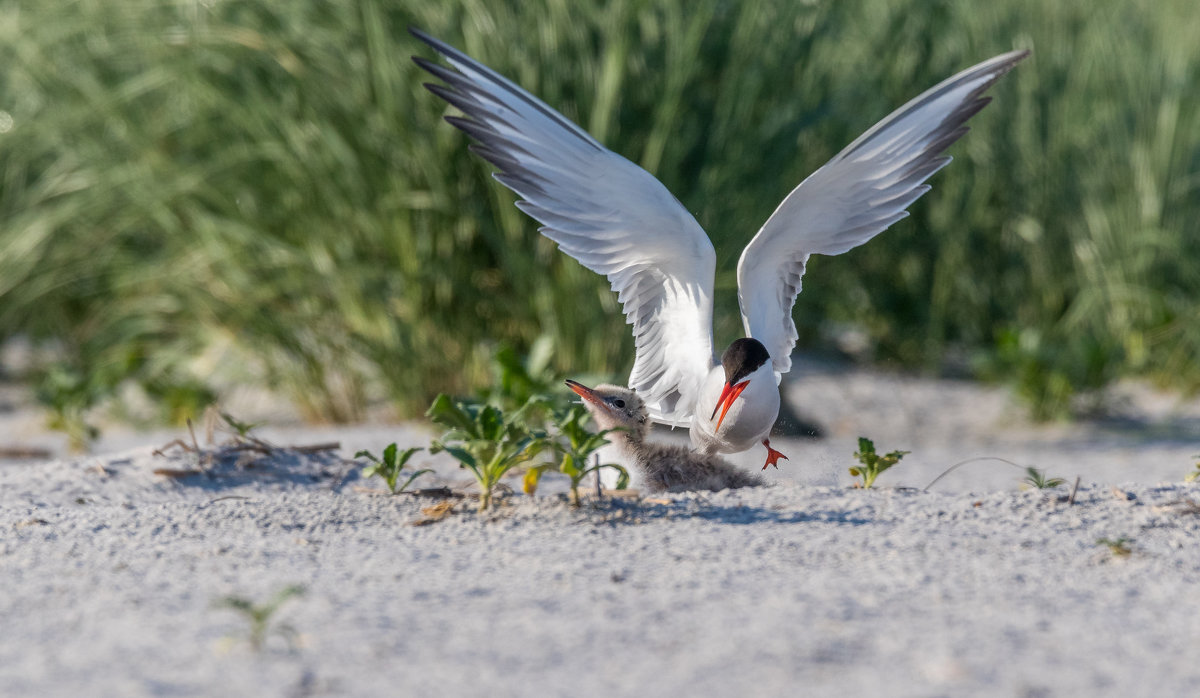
[1,0,1197,436]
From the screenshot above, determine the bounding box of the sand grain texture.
[3,361,1199,696]
[4,454,1200,697]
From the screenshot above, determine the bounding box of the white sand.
[3,359,1199,696]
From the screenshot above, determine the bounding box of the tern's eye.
[613,398,626,408]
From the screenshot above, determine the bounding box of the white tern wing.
[737,50,1029,375]
[412,29,717,425]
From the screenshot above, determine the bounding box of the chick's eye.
[613,399,626,408]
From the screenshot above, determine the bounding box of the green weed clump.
[2,0,1198,430]
[355,348,624,510]
[215,585,306,652]
[356,444,432,495]
[427,395,546,511]
[1096,537,1134,558]
[850,437,909,489]
[1021,467,1066,490]
[524,404,629,506]
[34,365,103,452]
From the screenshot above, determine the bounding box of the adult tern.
[413,28,1027,470]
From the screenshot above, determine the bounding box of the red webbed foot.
[762,439,789,470]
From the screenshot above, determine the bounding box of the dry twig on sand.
[151,409,339,477]
[0,446,53,461]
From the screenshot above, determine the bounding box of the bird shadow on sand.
[1068,414,1200,448]
[150,447,353,494]
[573,494,871,527]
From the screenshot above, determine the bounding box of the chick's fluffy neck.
[593,409,647,451]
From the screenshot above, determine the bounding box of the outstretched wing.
[737,50,1029,375]
[412,29,717,425]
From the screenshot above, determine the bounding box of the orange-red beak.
[565,379,604,408]
[709,380,750,431]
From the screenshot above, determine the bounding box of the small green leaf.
[478,405,504,441]
[426,394,478,434]
[857,437,876,457]
[398,469,434,493]
[850,437,906,488]
[395,446,423,467]
[441,445,478,471]
[560,454,579,478]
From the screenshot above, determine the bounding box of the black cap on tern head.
[720,338,771,385]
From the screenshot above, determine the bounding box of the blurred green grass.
[0,0,1197,429]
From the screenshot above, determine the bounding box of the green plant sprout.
[485,336,560,412]
[219,412,262,440]
[1096,537,1134,557]
[35,364,102,452]
[140,374,215,426]
[525,404,629,506]
[849,437,909,488]
[355,444,433,494]
[427,394,547,511]
[922,456,1080,494]
[215,584,306,651]
[1021,466,1067,489]
[1186,455,1199,483]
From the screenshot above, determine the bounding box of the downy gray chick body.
[566,380,763,493]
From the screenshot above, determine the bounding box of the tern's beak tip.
[712,379,751,431]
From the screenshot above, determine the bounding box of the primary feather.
[736,50,1029,376]
[412,28,717,426]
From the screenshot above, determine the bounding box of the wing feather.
[413,28,717,425]
[737,50,1029,375]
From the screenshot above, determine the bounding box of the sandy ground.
[2,357,1199,696]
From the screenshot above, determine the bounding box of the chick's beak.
[710,380,750,431]
[565,379,604,408]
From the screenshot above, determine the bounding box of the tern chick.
[566,380,763,493]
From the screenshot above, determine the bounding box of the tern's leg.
[761,438,788,470]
